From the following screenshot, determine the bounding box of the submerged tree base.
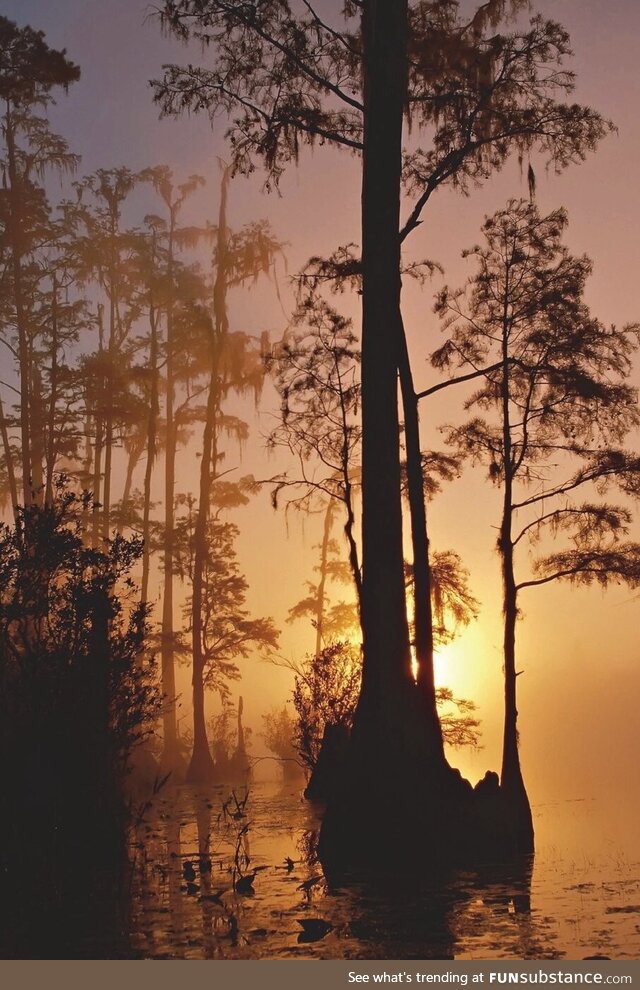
[305,722,350,803]
[318,688,534,874]
[319,765,534,875]
[186,744,217,784]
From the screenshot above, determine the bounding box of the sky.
[2,0,639,806]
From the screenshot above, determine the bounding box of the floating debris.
[297,918,333,943]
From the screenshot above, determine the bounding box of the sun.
[433,642,456,688]
[410,641,459,688]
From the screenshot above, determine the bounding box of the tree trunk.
[160,335,179,767]
[81,415,93,534]
[499,514,534,853]
[498,321,534,853]
[92,416,104,544]
[29,364,45,505]
[102,227,119,542]
[321,0,452,868]
[117,435,145,534]
[398,319,442,753]
[0,389,19,521]
[44,274,60,508]
[187,365,217,784]
[356,0,412,725]
[160,222,179,773]
[318,0,473,872]
[315,499,335,654]
[5,110,32,508]
[186,168,231,783]
[92,307,105,546]
[333,349,363,613]
[140,301,159,608]
[343,488,362,615]
[102,325,115,539]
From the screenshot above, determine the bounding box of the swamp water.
[126,780,640,960]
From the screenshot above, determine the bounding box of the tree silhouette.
[175,487,278,699]
[142,166,206,772]
[0,480,161,954]
[0,16,79,510]
[289,642,481,803]
[286,500,360,656]
[434,200,640,848]
[186,167,282,781]
[208,695,253,780]
[38,235,90,509]
[152,0,615,862]
[73,167,145,542]
[130,217,163,609]
[266,295,362,609]
[292,642,362,777]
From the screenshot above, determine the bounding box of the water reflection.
[4,781,636,958]
[127,782,582,960]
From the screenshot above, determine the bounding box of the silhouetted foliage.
[0,16,81,511]
[435,200,640,595]
[266,295,363,612]
[267,296,361,516]
[0,479,161,956]
[434,200,640,846]
[286,516,359,651]
[154,1,608,199]
[175,496,279,698]
[292,642,361,774]
[291,642,481,776]
[186,166,282,782]
[153,9,616,844]
[0,480,160,753]
[268,296,477,660]
[142,166,207,772]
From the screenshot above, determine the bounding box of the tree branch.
[416,360,503,401]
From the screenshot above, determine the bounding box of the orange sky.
[3,0,639,809]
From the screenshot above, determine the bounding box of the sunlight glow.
[410,644,418,683]
[433,646,449,688]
